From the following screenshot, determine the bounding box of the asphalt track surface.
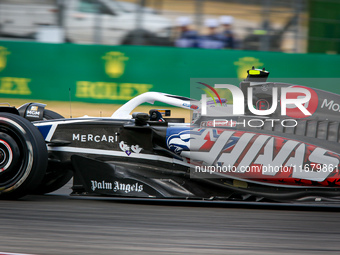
[1,183,340,255]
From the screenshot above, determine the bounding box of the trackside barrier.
[0,41,339,104]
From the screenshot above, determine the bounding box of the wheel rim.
[0,140,13,172]
[0,126,30,192]
[0,149,5,164]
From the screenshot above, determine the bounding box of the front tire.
[0,113,47,199]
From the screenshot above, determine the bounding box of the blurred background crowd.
[0,0,339,54]
[175,15,236,49]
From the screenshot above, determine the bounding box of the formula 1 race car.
[1,68,340,202]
